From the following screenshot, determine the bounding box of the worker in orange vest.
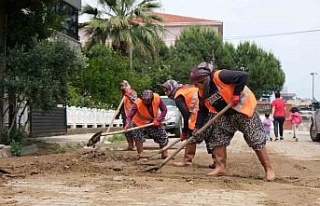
[189,62,275,181]
[125,90,169,160]
[161,79,217,168]
[116,80,137,151]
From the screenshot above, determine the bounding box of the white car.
[160,96,183,138]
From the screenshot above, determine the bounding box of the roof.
[153,12,222,25]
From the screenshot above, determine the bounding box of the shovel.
[143,103,232,172]
[99,123,154,136]
[87,122,154,148]
[86,96,125,148]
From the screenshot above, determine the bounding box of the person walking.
[263,113,273,141]
[286,107,302,142]
[117,80,137,150]
[124,89,169,160]
[271,91,286,141]
[189,62,275,181]
[161,79,212,167]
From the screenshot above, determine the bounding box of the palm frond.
[81,5,99,17]
[82,0,164,56]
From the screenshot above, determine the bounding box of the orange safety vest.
[123,89,137,115]
[132,93,161,126]
[212,70,257,117]
[174,85,199,130]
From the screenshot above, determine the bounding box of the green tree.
[80,0,164,57]
[163,26,285,98]
[72,45,152,108]
[235,42,285,98]
[3,39,85,141]
[6,0,63,49]
[166,26,224,83]
[2,0,66,133]
[131,37,172,93]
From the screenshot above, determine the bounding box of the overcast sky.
[80,0,320,100]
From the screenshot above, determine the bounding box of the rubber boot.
[173,143,196,167]
[255,147,276,181]
[207,146,226,176]
[160,145,169,159]
[134,139,147,161]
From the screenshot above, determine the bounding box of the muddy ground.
[1,132,320,206]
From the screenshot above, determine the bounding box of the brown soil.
[1,136,320,206]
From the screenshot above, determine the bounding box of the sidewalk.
[38,133,95,144]
[38,129,311,145]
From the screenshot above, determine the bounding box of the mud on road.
[1,132,320,206]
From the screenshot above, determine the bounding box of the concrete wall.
[162,23,222,47]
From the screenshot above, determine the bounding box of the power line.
[223,29,320,40]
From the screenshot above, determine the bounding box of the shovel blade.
[87,131,102,147]
[142,165,161,173]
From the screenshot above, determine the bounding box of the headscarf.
[120,80,131,93]
[190,62,214,98]
[189,62,213,83]
[160,79,183,99]
[141,89,154,100]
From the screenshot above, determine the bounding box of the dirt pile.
[1,136,320,205]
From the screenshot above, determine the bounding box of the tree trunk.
[0,0,7,130]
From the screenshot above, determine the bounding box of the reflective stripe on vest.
[199,89,217,113]
[213,70,257,117]
[132,93,161,126]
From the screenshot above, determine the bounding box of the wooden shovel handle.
[143,138,181,158]
[156,103,232,170]
[101,96,125,143]
[102,123,154,136]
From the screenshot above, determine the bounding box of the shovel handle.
[156,103,232,170]
[143,138,181,158]
[160,138,181,152]
[101,96,125,143]
[102,123,154,136]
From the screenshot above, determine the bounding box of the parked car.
[310,102,320,141]
[160,96,183,138]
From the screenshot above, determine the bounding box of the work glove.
[153,118,161,127]
[180,133,188,141]
[232,95,240,107]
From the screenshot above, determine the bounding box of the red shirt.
[271,98,286,117]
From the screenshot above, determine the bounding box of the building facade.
[153,12,223,47]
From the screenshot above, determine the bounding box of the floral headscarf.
[161,79,183,99]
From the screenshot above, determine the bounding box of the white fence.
[3,104,311,131]
[66,106,122,129]
[3,104,122,130]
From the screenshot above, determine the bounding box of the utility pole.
[311,72,318,101]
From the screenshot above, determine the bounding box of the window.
[54,1,79,40]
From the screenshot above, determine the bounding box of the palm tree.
[80,0,164,57]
